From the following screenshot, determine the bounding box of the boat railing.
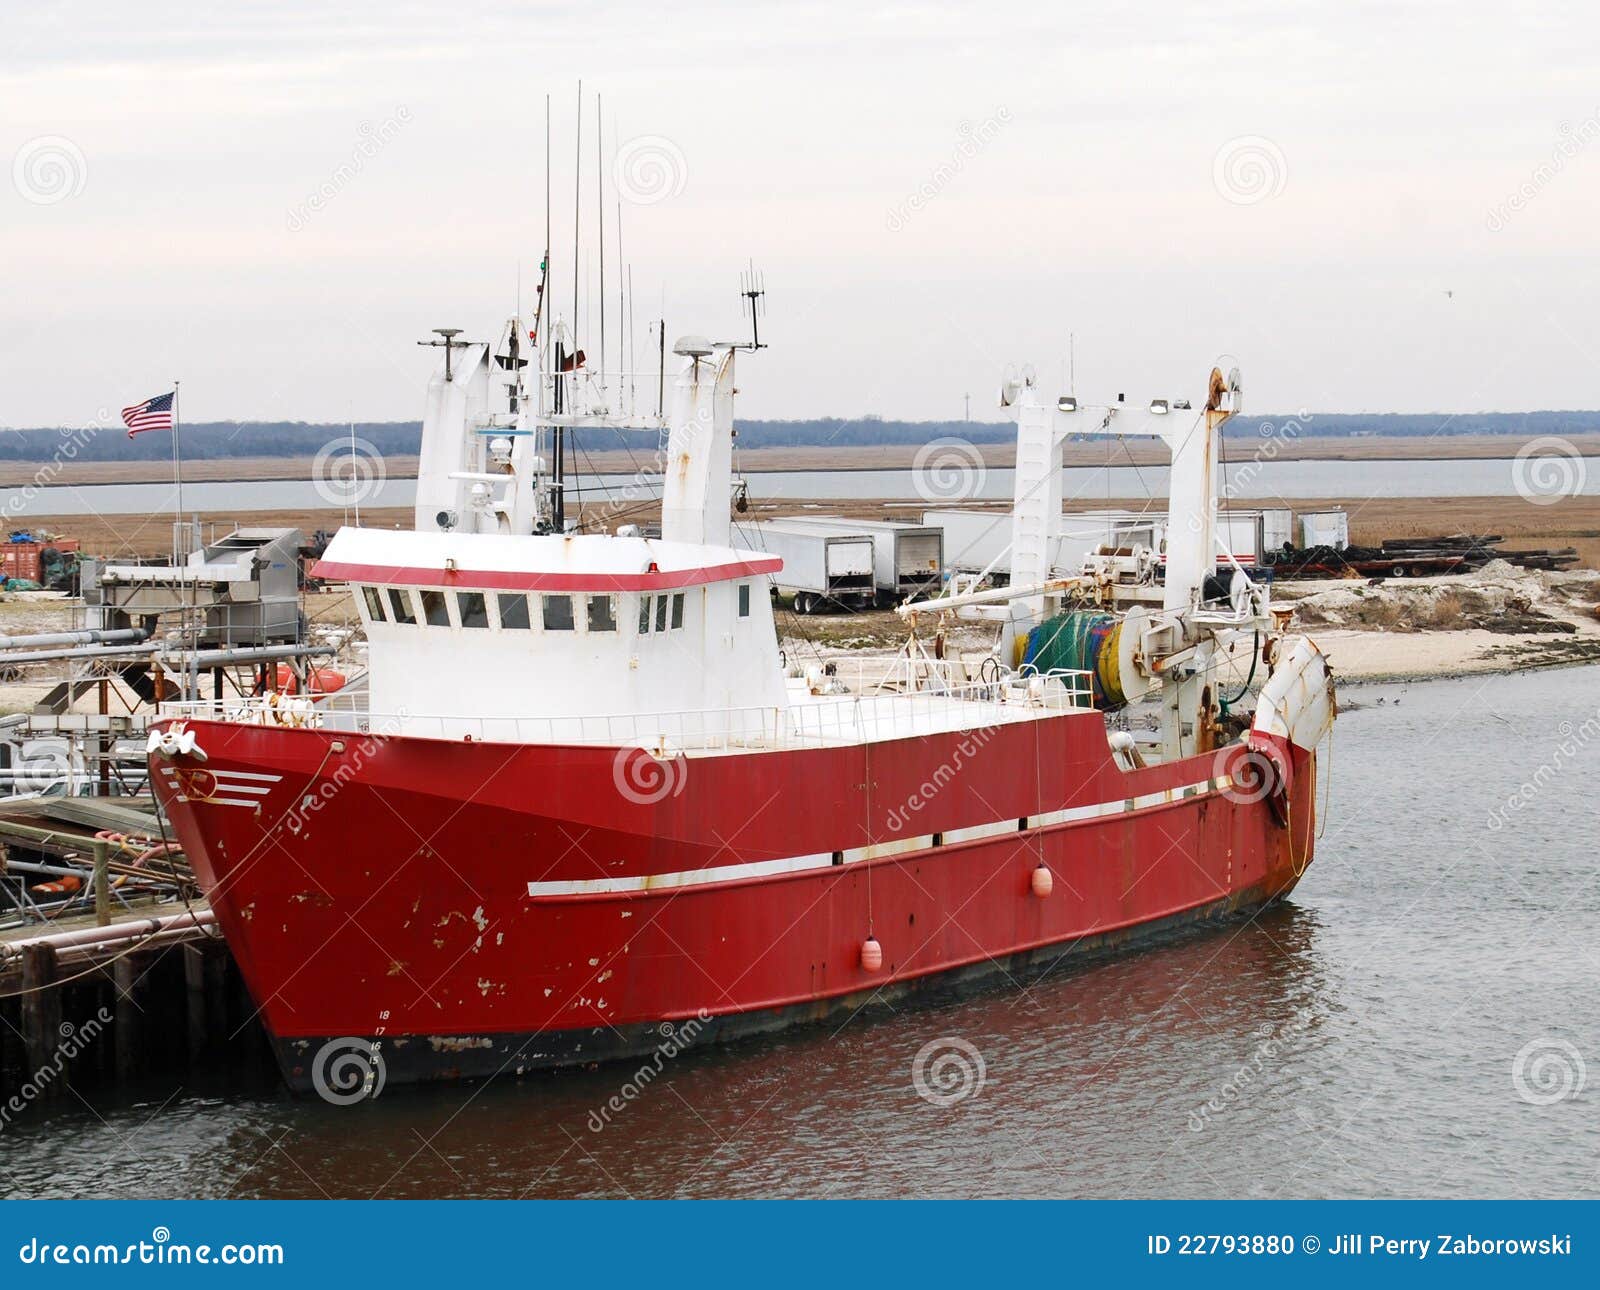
[158,669,1096,752]
[810,654,1004,695]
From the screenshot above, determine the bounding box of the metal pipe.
[179,644,335,667]
[0,626,151,651]
[0,641,176,665]
[4,860,95,878]
[0,908,215,961]
[0,640,334,666]
[897,576,1086,617]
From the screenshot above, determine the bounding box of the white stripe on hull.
[525,774,1235,897]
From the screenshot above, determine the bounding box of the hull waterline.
[151,711,1318,1093]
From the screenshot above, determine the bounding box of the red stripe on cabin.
[309,556,783,592]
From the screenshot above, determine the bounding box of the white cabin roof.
[312,527,781,592]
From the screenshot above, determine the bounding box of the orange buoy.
[273,664,348,696]
[1031,864,1053,898]
[31,874,83,896]
[860,936,883,972]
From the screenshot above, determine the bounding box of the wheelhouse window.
[419,589,451,627]
[542,594,575,631]
[387,588,416,625]
[670,592,685,630]
[654,595,668,633]
[497,593,531,630]
[361,586,386,622]
[587,594,617,632]
[738,583,751,618]
[637,595,652,634]
[457,591,489,628]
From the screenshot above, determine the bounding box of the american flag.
[121,391,175,437]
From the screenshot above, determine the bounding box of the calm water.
[6,456,1597,517]
[3,666,1597,1199]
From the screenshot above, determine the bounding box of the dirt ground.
[17,491,1600,572]
[6,431,1599,487]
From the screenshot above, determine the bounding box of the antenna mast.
[616,194,626,415]
[535,93,550,360]
[597,92,606,398]
[572,81,582,355]
[739,263,767,350]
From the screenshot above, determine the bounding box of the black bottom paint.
[274,882,1289,1096]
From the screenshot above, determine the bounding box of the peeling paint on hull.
[271,879,1295,1092]
[151,712,1317,1093]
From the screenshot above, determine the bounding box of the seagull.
[1444,290,1454,299]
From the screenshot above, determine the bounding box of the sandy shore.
[4,431,1599,488]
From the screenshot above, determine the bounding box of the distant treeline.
[2,411,1597,461]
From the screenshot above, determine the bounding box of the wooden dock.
[0,799,273,1107]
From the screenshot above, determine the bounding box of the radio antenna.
[572,81,582,354]
[739,262,767,351]
[597,92,606,393]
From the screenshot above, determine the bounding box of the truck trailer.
[769,517,944,604]
[730,520,877,614]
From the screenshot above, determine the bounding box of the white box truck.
[775,517,944,603]
[923,508,1012,574]
[731,521,877,614]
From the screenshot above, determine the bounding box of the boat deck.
[159,665,1099,754]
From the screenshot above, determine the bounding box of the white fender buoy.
[860,936,883,972]
[146,725,207,763]
[1031,864,1053,898]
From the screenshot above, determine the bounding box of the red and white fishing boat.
[148,301,1335,1096]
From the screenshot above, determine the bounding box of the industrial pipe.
[0,625,152,651]
[0,908,215,963]
[0,640,334,666]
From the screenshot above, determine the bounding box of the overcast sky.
[3,2,1598,427]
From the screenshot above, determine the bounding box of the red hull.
[150,712,1316,1090]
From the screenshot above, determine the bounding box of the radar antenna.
[418,328,470,382]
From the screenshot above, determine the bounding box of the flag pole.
[172,380,184,529]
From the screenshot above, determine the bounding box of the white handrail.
[159,669,1096,752]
